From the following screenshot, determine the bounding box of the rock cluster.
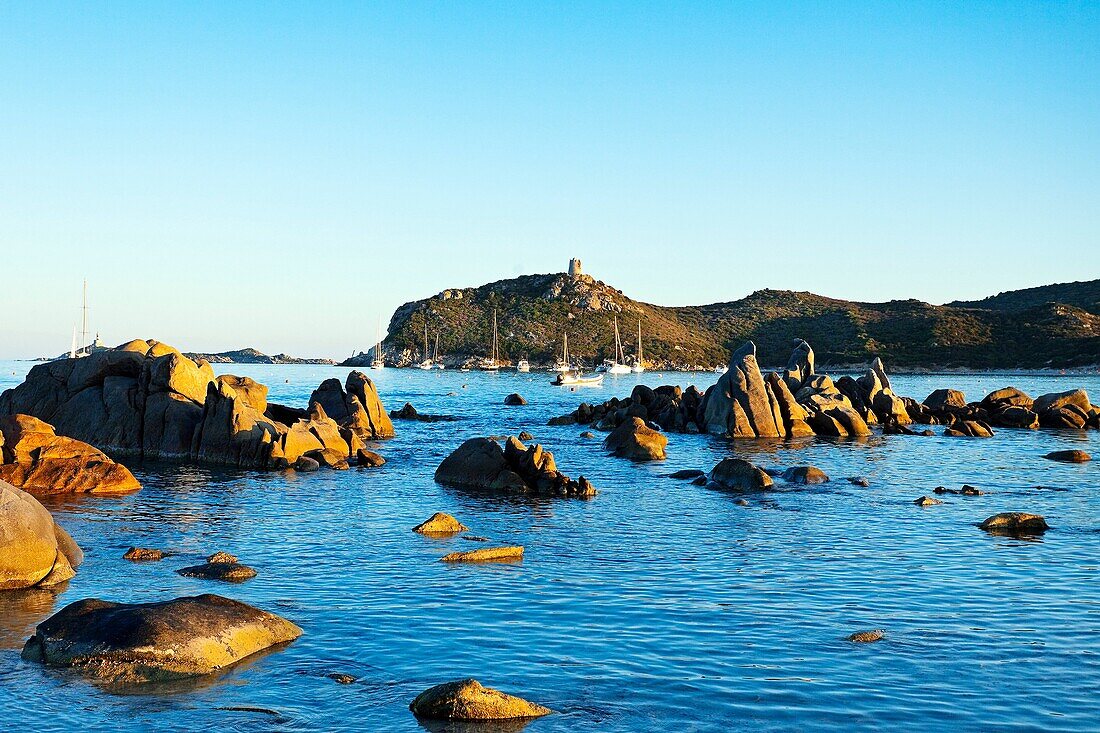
[0,479,83,589]
[0,414,141,495]
[0,342,395,471]
[21,594,302,682]
[435,437,596,498]
[548,339,1100,440]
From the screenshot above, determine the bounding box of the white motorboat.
[552,371,604,386]
[516,359,530,372]
[714,364,728,374]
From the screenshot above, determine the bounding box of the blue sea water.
[0,360,1098,732]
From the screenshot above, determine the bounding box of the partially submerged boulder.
[123,547,164,562]
[503,393,527,406]
[177,552,257,582]
[709,459,773,491]
[410,678,551,721]
[0,415,141,495]
[21,594,302,682]
[1043,450,1091,463]
[0,479,83,589]
[603,417,667,461]
[435,437,595,498]
[782,466,830,484]
[413,512,468,535]
[979,512,1049,536]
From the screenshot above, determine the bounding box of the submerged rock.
[980,512,1049,536]
[848,476,870,487]
[503,393,527,406]
[913,496,943,507]
[668,469,705,480]
[123,547,164,562]
[709,459,773,491]
[410,678,551,721]
[848,630,885,643]
[440,546,523,563]
[355,449,386,467]
[21,594,302,682]
[0,479,83,589]
[0,414,141,495]
[604,417,668,461]
[1043,450,1091,463]
[781,466,830,484]
[413,512,469,535]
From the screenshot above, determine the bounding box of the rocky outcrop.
[709,459,773,491]
[603,417,667,461]
[1043,450,1091,463]
[21,594,302,682]
[702,342,783,438]
[435,437,595,498]
[0,479,83,589]
[389,403,458,423]
[1032,389,1094,429]
[0,415,141,495]
[410,678,551,721]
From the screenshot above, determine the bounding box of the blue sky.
[1,2,1098,358]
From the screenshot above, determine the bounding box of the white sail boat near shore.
[432,332,445,369]
[479,310,500,371]
[597,317,631,374]
[418,324,433,369]
[553,332,574,372]
[631,319,645,373]
[371,318,385,370]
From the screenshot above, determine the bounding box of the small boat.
[516,359,530,373]
[597,318,631,374]
[417,324,433,369]
[480,309,500,371]
[631,319,645,373]
[371,317,385,370]
[552,371,604,386]
[714,364,728,374]
[553,332,574,372]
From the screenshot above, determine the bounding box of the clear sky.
[2,2,1098,358]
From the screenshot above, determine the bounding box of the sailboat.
[417,324,433,369]
[371,317,385,370]
[553,332,573,372]
[479,310,500,371]
[432,332,445,369]
[64,281,92,359]
[516,358,530,373]
[631,319,645,373]
[597,317,631,374]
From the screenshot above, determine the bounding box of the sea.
[0,360,1098,732]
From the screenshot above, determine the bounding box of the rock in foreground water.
[410,678,551,720]
[782,466,830,484]
[0,479,83,589]
[0,415,141,495]
[709,459,773,491]
[980,512,1049,536]
[1043,450,1091,463]
[848,629,885,643]
[20,594,302,682]
[177,553,257,582]
[440,546,524,563]
[413,512,469,535]
[123,547,164,562]
[435,437,595,498]
[604,417,667,461]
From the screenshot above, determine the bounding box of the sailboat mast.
[492,310,499,363]
[423,323,429,360]
[637,319,643,363]
[614,317,624,363]
[563,332,568,364]
[80,280,88,356]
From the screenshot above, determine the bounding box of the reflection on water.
[0,362,1098,731]
[0,585,63,649]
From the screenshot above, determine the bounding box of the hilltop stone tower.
[568,258,583,278]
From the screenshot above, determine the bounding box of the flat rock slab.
[440,546,524,563]
[21,594,302,682]
[177,561,257,582]
[410,678,551,720]
[123,547,165,561]
[413,512,469,535]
